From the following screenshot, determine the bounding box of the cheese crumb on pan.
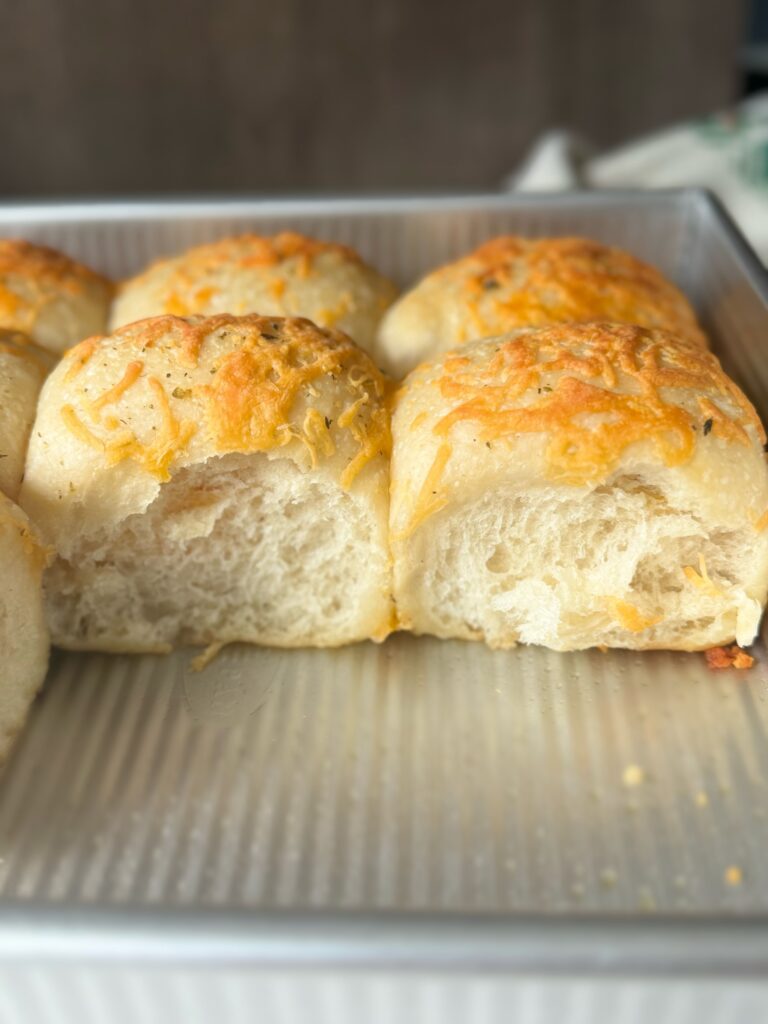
[705,645,755,670]
[724,865,744,886]
[622,764,645,787]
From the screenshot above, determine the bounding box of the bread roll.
[0,493,49,761]
[390,322,768,651]
[0,329,55,500]
[0,240,112,354]
[376,236,707,377]
[111,233,398,357]
[21,313,392,651]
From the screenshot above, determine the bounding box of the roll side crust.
[0,493,49,762]
[0,329,54,500]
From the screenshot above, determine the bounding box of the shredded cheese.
[61,314,389,488]
[608,597,662,633]
[0,330,51,375]
[395,441,452,540]
[0,283,21,320]
[199,317,389,486]
[134,233,362,319]
[63,337,98,382]
[442,236,708,350]
[683,554,724,598]
[434,325,762,488]
[164,293,189,316]
[60,405,105,451]
[190,642,226,672]
[302,408,335,465]
[270,278,286,300]
[90,360,143,415]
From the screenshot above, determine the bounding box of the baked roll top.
[390,322,768,651]
[0,329,55,500]
[376,236,707,377]
[0,493,49,761]
[21,313,393,652]
[0,240,112,354]
[111,232,398,357]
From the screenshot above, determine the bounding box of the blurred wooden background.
[0,0,747,195]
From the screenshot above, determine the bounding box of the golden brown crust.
[431,323,761,485]
[58,313,391,487]
[120,232,368,318]
[0,327,56,374]
[435,235,708,348]
[393,323,765,541]
[0,239,113,331]
[0,493,51,570]
[0,239,110,287]
[0,327,35,349]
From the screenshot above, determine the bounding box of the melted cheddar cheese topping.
[59,313,390,487]
[607,598,663,633]
[434,323,761,486]
[0,328,54,375]
[117,233,366,318]
[0,497,51,570]
[433,236,707,349]
[395,323,763,538]
[0,240,111,330]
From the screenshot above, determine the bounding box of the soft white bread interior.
[0,239,112,354]
[0,329,55,500]
[376,236,707,378]
[110,232,398,358]
[390,323,768,651]
[0,493,49,761]
[21,313,392,651]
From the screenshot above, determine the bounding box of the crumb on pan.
[622,764,645,787]
[189,641,226,672]
[724,865,744,886]
[705,645,755,670]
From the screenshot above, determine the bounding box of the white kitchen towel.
[507,93,768,262]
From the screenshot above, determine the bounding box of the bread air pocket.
[390,322,768,652]
[20,313,393,652]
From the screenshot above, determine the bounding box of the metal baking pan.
[1,189,767,1024]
